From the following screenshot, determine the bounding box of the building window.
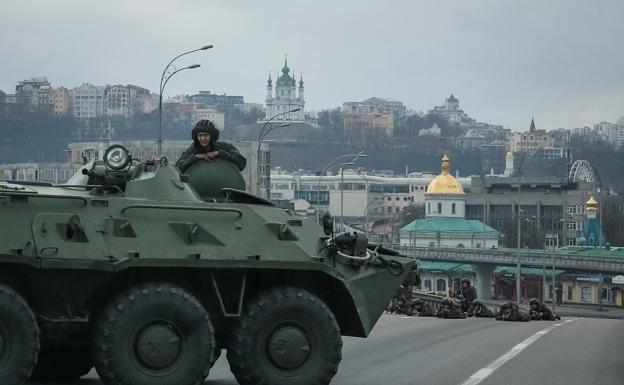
[437,202,442,214]
[436,279,446,292]
[581,287,592,302]
[423,279,432,291]
[452,203,456,215]
[567,286,573,301]
[428,203,430,214]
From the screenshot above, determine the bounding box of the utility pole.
[516,173,522,304]
[552,255,556,315]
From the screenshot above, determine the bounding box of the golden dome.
[506,151,513,160]
[426,154,465,195]
[586,195,598,213]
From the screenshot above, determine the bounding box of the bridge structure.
[392,245,624,300]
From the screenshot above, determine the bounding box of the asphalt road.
[29,315,624,385]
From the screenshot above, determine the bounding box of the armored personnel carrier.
[0,144,416,385]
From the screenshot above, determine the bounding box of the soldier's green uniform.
[529,298,560,320]
[436,298,467,319]
[495,301,530,322]
[460,279,477,313]
[176,120,247,173]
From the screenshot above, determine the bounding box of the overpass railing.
[392,245,624,273]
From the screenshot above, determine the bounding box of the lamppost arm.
[157,45,212,156]
[159,45,213,92]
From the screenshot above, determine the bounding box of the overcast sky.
[1,0,622,130]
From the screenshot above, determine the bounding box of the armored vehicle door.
[32,213,109,260]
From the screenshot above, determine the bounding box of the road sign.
[612,275,624,284]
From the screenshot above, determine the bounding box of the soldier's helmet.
[473,299,482,306]
[461,278,471,285]
[529,298,539,305]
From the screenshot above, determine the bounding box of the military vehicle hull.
[0,153,415,385]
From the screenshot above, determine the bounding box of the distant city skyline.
[1,0,623,130]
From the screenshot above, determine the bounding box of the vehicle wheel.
[227,286,342,385]
[93,282,215,385]
[0,283,40,385]
[30,346,93,381]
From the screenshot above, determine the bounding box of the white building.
[595,120,624,147]
[429,94,471,124]
[269,168,471,220]
[191,107,225,131]
[264,58,305,122]
[72,83,106,119]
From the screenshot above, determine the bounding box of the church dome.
[586,195,598,214]
[276,58,296,87]
[506,151,513,160]
[426,154,465,195]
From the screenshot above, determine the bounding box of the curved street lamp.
[314,152,367,224]
[158,45,213,155]
[255,108,301,197]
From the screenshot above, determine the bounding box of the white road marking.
[458,319,576,385]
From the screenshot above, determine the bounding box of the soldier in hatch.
[175,119,246,173]
[495,301,530,322]
[529,297,561,320]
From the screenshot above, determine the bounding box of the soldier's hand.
[206,151,219,159]
[194,153,209,160]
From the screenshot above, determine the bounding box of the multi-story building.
[190,107,225,131]
[466,172,597,248]
[264,58,305,122]
[104,85,130,117]
[72,83,106,119]
[509,118,555,154]
[343,97,406,120]
[269,168,471,220]
[594,120,624,147]
[429,94,471,124]
[52,87,72,116]
[15,77,52,111]
[127,85,153,115]
[418,123,442,137]
[189,91,244,109]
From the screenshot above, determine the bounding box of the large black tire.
[0,283,40,385]
[30,346,93,381]
[93,282,215,385]
[227,286,342,385]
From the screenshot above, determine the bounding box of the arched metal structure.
[569,160,596,184]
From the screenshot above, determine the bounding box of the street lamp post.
[256,123,289,198]
[516,174,522,304]
[158,45,213,156]
[256,109,301,197]
[315,152,366,224]
[362,195,391,237]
